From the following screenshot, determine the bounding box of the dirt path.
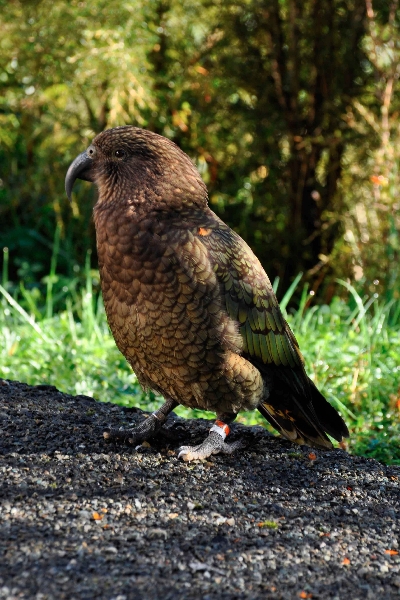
[0,379,399,599]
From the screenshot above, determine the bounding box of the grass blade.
[279,272,303,312]
[2,247,9,289]
[46,224,61,320]
[0,284,52,343]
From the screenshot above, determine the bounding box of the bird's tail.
[258,368,349,449]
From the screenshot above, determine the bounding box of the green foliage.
[0,0,399,296]
[335,3,400,297]
[1,268,398,465]
[0,0,156,279]
[192,0,368,286]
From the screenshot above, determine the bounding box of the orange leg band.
[210,420,230,439]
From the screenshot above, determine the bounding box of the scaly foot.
[103,398,178,446]
[178,420,246,461]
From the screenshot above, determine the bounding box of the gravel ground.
[0,379,399,600]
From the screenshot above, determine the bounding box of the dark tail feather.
[258,396,333,449]
[257,366,349,449]
[307,378,349,442]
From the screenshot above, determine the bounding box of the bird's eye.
[114,149,126,158]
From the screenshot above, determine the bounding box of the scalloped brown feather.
[72,126,349,449]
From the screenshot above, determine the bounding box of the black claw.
[103,427,134,444]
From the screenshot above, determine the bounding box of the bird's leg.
[178,412,245,462]
[103,398,178,445]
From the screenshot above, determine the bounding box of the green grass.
[0,251,399,465]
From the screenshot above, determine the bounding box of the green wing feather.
[204,223,304,371]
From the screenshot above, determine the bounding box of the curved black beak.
[65,150,95,201]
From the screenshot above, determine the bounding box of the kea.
[65,126,349,461]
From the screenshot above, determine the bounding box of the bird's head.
[65,126,208,210]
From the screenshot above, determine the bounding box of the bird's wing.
[195,219,305,370]
[190,214,339,448]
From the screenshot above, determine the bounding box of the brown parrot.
[65,126,349,461]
